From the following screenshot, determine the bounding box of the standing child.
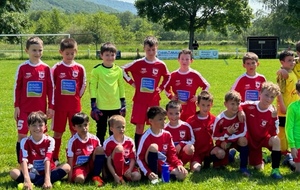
[67,112,106,187]
[276,50,299,155]
[137,106,188,182]
[51,38,86,164]
[90,42,125,145]
[10,111,70,189]
[14,36,54,163]
[122,36,170,148]
[286,81,300,172]
[241,81,283,179]
[231,52,266,102]
[186,91,223,172]
[103,115,141,184]
[212,90,249,176]
[164,100,195,166]
[164,49,210,121]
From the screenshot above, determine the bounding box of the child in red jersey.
[67,112,105,187]
[137,106,188,182]
[103,115,141,184]
[14,36,54,163]
[212,90,250,176]
[10,111,70,190]
[122,36,170,149]
[51,38,86,164]
[231,52,266,102]
[164,100,195,167]
[241,82,283,179]
[164,49,210,121]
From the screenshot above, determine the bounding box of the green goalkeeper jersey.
[286,100,300,149]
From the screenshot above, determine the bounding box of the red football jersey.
[122,57,170,103]
[231,73,266,102]
[136,129,182,176]
[103,135,136,165]
[14,60,54,112]
[67,133,101,168]
[164,120,195,147]
[212,111,247,146]
[52,61,86,112]
[20,134,56,173]
[186,112,215,154]
[241,101,278,149]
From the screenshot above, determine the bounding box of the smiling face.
[224,99,240,117]
[166,107,181,126]
[60,48,77,64]
[25,43,43,64]
[100,51,116,67]
[29,121,46,138]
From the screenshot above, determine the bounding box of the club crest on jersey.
[234,123,239,129]
[59,73,66,78]
[25,73,32,79]
[140,68,147,74]
[124,149,130,157]
[255,81,261,88]
[40,148,46,156]
[179,130,186,139]
[87,145,94,152]
[72,71,78,78]
[261,120,267,127]
[163,144,168,151]
[38,71,45,79]
[186,78,193,85]
[152,68,158,76]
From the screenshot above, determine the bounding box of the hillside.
[30,0,119,13]
[86,0,136,14]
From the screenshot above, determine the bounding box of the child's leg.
[180,144,194,166]
[53,132,63,161]
[134,124,144,149]
[130,170,141,181]
[96,112,109,145]
[269,136,281,169]
[92,146,106,177]
[211,145,227,168]
[16,112,29,163]
[111,145,125,177]
[145,144,159,175]
[278,126,288,154]
[52,111,68,161]
[50,163,70,183]
[237,137,249,169]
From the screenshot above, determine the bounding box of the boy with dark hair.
[90,42,126,145]
[103,115,141,184]
[137,106,188,182]
[67,112,105,187]
[51,38,86,164]
[212,90,249,176]
[164,49,210,121]
[241,82,283,179]
[231,52,266,102]
[122,36,170,149]
[10,111,70,189]
[165,100,195,166]
[14,36,54,163]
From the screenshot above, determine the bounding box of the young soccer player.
[67,112,105,187]
[122,36,170,148]
[10,111,70,189]
[164,100,195,166]
[51,38,86,164]
[212,90,249,176]
[90,42,125,145]
[286,81,300,172]
[137,106,188,182]
[231,52,266,102]
[186,91,223,172]
[276,50,299,155]
[103,115,141,184]
[241,81,283,179]
[14,36,54,163]
[164,49,210,121]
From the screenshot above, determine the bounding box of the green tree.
[135,0,253,49]
[0,0,31,42]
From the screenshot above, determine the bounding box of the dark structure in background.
[247,36,279,59]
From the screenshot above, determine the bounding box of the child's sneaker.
[240,168,251,177]
[228,149,236,163]
[282,153,296,171]
[270,168,283,179]
[92,176,104,187]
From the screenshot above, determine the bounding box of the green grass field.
[1,58,300,189]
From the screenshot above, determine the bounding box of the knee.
[59,163,71,173]
[131,172,141,181]
[95,146,105,155]
[74,175,85,184]
[10,169,20,180]
[114,145,124,153]
[270,136,281,148]
[238,137,248,147]
[176,170,188,181]
[148,144,158,153]
[216,148,226,159]
[183,144,195,155]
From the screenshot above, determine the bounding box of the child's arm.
[277,94,286,114]
[107,155,122,183]
[277,68,289,79]
[20,161,34,189]
[122,63,135,87]
[79,66,87,98]
[157,69,170,92]
[42,160,52,189]
[67,157,73,182]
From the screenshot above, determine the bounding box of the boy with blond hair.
[231,52,266,102]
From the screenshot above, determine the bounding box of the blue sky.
[118,0,262,12]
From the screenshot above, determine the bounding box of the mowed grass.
[1,58,300,189]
